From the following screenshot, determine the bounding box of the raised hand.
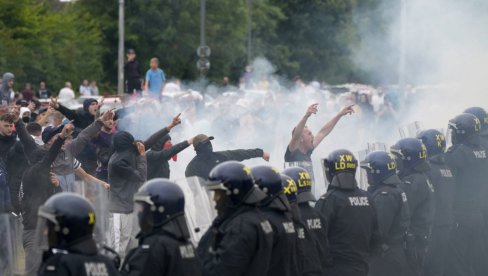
[305,103,319,117]
[101,109,115,122]
[61,123,74,138]
[50,97,59,109]
[338,104,355,117]
[168,113,182,129]
[134,141,146,156]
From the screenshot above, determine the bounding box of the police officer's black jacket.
[38,237,119,276]
[445,141,488,217]
[426,155,456,227]
[259,201,300,276]
[121,228,202,276]
[315,185,381,268]
[398,170,434,240]
[298,202,332,271]
[291,205,324,276]
[21,136,64,230]
[147,140,190,179]
[367,182,410,246]
[197,205,274,276]
[185,147,264,179]
[479,133,488,214]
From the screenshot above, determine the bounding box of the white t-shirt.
[371,94,385,113]
[79,85,92,96]
[58,87,75,100]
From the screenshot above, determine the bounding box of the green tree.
[76,0,284,86]
[0,0,104,94]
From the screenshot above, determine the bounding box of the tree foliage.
[0,0,403,92]
[0,0,104,94]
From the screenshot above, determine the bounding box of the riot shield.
[399,121,424,138]
[77,180,110,245]
[357,149,370,191]
[284,161,324,199]
[174,177,216,245]
[0,213,24,276]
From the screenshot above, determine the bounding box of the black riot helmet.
[448,113,481,145]
[282,166,315,203]
[281,174,298,204]
[134,178,189,238]
[417,129,447,157]
[207,161,266,206]
[360,151,401,186]
[36,193,96,249]
[464,107,488,133]
[252,165,291,211]
[390,138,430,175]
[323,149,358,190]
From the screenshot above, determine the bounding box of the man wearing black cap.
[184,134,270,179]
[124,48,142,95]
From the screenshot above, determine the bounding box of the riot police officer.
[390,137,434,274]
[464,107,488,148]
[36,192,119,275]
[281,174,323,276]
[283,166,331,272]
[444,113,488,276]
[120,178,202,276]
[315,149,381,276]
[360,151,411,276]
[464,107,488,275]
[251,165,300,276]
[197,161,274,276]
[417,129,456,276]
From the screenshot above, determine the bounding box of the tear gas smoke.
[118,0,487,197]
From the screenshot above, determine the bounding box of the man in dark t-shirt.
[285,103,354,162]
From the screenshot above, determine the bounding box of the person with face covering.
[185,134,270,179]
[107,114,182,260]
[19,107,31,123]
[146,134,193,180]
[0,72,15,106]
[285,103,354,162]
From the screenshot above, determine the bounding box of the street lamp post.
[117,0,125,96]
[399,0,407,88]
[247,0,252,64]
[197,0,210,78]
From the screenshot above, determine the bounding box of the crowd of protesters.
[0,49,475,276]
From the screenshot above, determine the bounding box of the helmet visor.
[35,206,58,252]
[205,180,227,191]
[359,160,372,188]
[321,158,332,183]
